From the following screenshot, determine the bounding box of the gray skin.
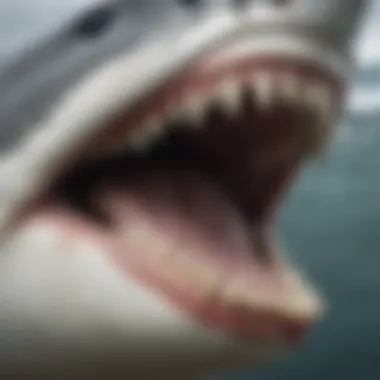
[0,1,369,379]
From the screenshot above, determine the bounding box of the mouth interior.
[58,65,328,262]
[32,57,337,343]
[62,88,304,262]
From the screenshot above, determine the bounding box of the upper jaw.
[0,16,348,234]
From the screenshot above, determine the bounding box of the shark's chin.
[0,216,291,379]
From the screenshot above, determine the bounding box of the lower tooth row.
[119,223,223,294]
[119,222,324,321]
[223,273,323,323]
[119,222,170,259]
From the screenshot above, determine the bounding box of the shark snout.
[182,0,367,81]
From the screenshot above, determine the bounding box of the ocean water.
[223,68,380,379]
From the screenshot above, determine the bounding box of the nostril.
[180,0,202,7]
[233,0,250,9]
[73,5,116,38]
[271,0,292,6]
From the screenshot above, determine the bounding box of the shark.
[0,0,368,379]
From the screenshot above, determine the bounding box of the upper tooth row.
[125,73,334,152]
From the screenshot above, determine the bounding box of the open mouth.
[24,52,341,347]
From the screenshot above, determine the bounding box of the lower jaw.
[31,198,321,348]
[112,254,309,345]
[110,248,314,345]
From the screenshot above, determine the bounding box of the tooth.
[175,253,221,295]
[166,102,182,124]
[120,222,171,259]
[304,83,335,152]
[281,269,326,321]
[305,84,332,122]
[251,72,274,109]
[128,134,151,152]
[280,74,298,102]
[183,94,209,127]
[223,272,324,323]
[223,278,269,308]
[128,116,164,151]
[100,140,127,157]
[217,80,242,115]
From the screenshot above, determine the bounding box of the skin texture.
[0,1,369,379]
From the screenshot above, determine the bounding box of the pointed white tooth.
[280,74,299,101]
[251,72,274,109]
[174,253,221,294]
[128,116,165,151]
[183,94,209,127]
[304,83,335,152]
[305,83,332,122]
[223,272,324,323]
[120,221,172,259]
[217,80,242,115]
[128,133,153,152]
[281,269,326,321]
[145,115,166,137]
[100,140,127,157]
[223,278,277,312]
[166,102,182,124]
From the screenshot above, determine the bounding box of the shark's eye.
[233,0,249,9]
[271,0,292,6]
[73,5,115,38]
[180,0,202,7]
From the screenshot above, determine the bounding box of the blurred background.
[0,1,379,379]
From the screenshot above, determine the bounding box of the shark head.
[0,0,368,378]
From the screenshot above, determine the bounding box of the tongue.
[92,165,262,269]
[87,165,322,334]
